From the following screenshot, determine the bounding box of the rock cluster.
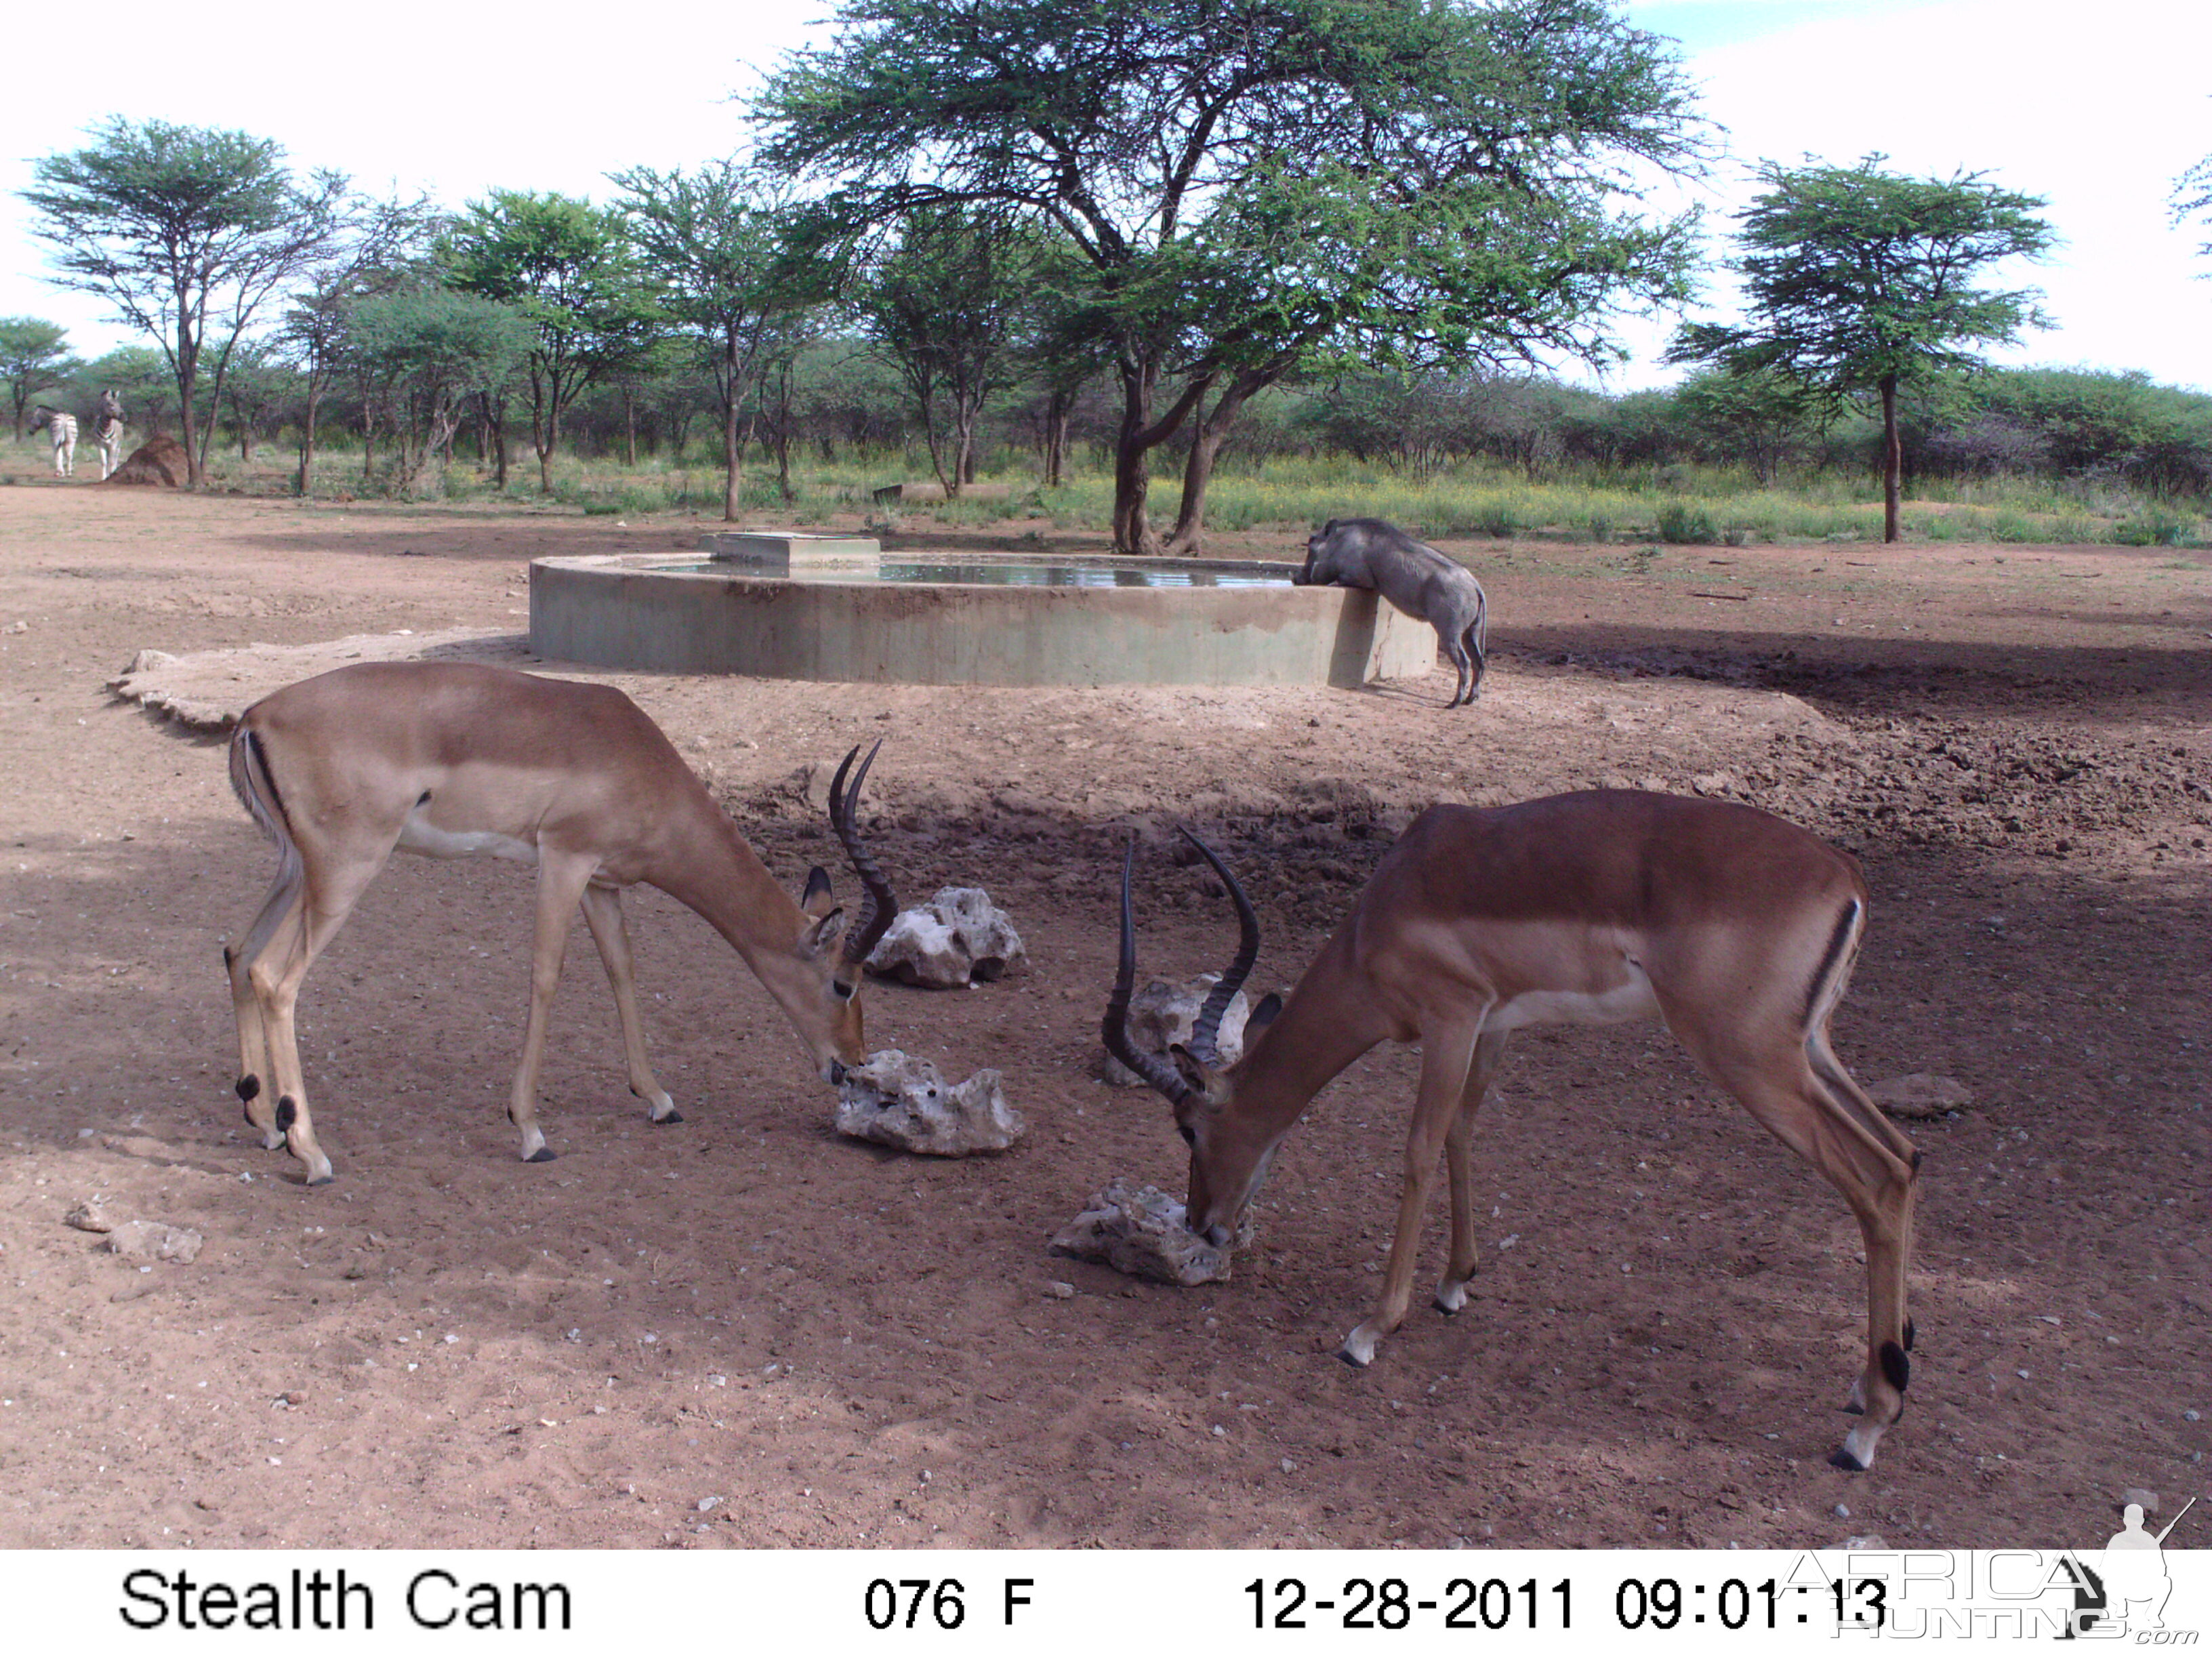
[1099,972,1250,1087]
[1049,1179,1254,1286]
[865,887,1027,989]
[833,1049,1024,1156]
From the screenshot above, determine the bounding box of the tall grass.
[23,432,2198,547]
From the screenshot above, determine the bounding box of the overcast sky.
[3,0,2205,393]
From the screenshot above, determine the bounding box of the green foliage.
[1656,501,1719,544]
[0,316,81,438]
[18,118,353,483]
[346,289,534,494]
[1672,365,1826,484]
[1671,154,2054,394]
[858,208,1042,495]
[443,190,662,489]
[1670,152,2053,541]
[758,0,1713,550]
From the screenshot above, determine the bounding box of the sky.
[2,0,2207,394]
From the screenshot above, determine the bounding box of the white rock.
[1049,1178,1255,1286]
[1099,973,1250,1087]
[103,1221,203,1264]
[867,887,1027,989]
[834,1049,1024,1155]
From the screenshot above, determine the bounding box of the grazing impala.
[1105,792,1921,1471]
[224,661,897,1185]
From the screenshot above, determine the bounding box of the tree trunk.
[722,393,742,522]
[623,387,637,468]
[1110,354,1218,556]
[1111,359,1160,555]
[1164,375,1260,556]
[1880,373,1902,544]
[1043,388,1070,489]
[175,306,205,489]
[297,383,323,496]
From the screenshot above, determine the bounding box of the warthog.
[1295,518,1488,706]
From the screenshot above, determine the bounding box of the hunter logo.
[2058,1496,2199,1641]
[1828,1494,2201,1640]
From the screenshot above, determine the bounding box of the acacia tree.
[0,318,80,441]
[858,207,1038,495]
[1673,365,1826,485]
[19,119,351,487]
[445,191,661,493]
[279,194,439,495]
[758,0,1706,553]
[345,289,534,496]
[610,163,819,518]
[1668,155,2053,542]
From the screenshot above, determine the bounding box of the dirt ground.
[0,476,2206,1551]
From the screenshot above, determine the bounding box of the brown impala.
[224,661,897,1185]
[1105,792,1921,1471]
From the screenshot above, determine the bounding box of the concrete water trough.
[528,533,1434,689]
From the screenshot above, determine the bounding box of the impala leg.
[249,860,384,1186]
[1435,1029,1512,1314]
[1341,1017,1483,1367]
[508,853,597,1164]
[577,881,679,1124]
[1811,1025,1921,1366]
[226,863,307,1146]
[1671,1023,1917,1470]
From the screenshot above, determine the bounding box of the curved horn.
[1103,837,1194,1106]
[1178,827,1261,1065]
[829,740,897,969]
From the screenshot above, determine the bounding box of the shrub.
[1656,501,1718,544]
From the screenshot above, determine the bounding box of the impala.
[1105,792,1921,1471]
[224,661,897,1185]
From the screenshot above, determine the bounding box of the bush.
[1656,501,1718,544]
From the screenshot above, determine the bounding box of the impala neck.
[1223,926,1394,1136]
[647,798,809,967]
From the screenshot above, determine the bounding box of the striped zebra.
[92,390,125,480]
[29,405,77,476]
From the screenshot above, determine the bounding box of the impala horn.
[828,740,897,970]
[1104,836,1197,1105]
[1177,827,1260,1065]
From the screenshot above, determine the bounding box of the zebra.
[91,390,124,480]
[29,406,77,477]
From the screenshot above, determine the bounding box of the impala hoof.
[1826,1446,1868,1471]
[651,1109,684,1125]
[1336,1347,1369,1369]
[525,1147,557,1164]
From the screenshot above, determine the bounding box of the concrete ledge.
[530,554,1435,689]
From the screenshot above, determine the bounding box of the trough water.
[664,558,1293,589]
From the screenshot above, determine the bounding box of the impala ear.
[1247,992,1283,1035]
[1168,1042,1211,1095]
[800,865,835,917]
[801,905,846,954]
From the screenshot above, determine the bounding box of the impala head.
[1103,831,1284,1245]
[783,740,899,1083]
